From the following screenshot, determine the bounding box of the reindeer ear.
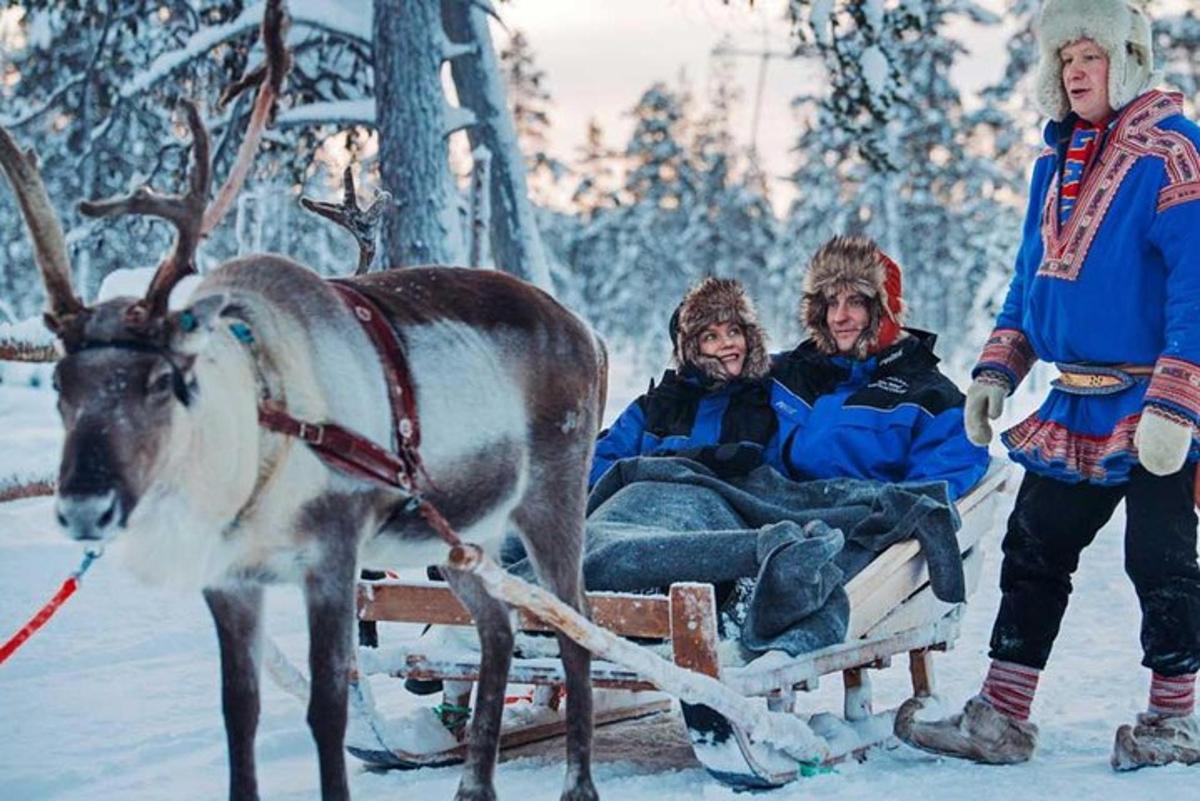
[169,293,232,354]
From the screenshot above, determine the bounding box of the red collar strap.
[257,280,428,494]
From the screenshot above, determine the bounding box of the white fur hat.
[1034,0,1160,121]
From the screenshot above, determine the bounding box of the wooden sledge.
[350,460,1010,785]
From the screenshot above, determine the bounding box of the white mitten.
[1134,409,1193,476]
[965,374,1010,446]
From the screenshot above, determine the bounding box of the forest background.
[1,0,1198,381]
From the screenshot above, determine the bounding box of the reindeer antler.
[0,0,290,339]
[79,0,290,326]
[0,127,85,331]
[79,100,212,323]
[205,0,291,234]
[301,167,392,275]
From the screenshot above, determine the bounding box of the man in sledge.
[895,0,1200,771]
[770,234,987,501]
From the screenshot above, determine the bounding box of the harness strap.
[254,280,462,549]
[258,405,422,492]
[329,281,423,461]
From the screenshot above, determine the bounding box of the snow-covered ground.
[0,381,1194,800]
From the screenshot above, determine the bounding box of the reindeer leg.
[204,584,265,801]
[302,528,358,801]
[442,568,514,801]
[515,461,598,801]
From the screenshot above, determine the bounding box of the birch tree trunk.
[374,0,464,266]
[441,0,551,290]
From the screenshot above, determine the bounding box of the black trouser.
[989,464,1200,677]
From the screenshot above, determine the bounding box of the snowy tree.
[1156,7,1200,116]
[781,0,1021,371]
[374,0,465,266]
[0,1,377,314]
[499,29,563,206]
[687,52,780,336]
[443,0,550,287]
[571,119,622,219]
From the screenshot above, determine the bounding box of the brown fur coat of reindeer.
[0,3,605,801]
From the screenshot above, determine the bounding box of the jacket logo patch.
[868,377,910,394]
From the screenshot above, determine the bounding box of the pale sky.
[492,0,1016,211]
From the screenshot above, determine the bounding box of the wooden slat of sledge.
[861,545,984,641]
[395,651,658,689]
[845,463,1007,637]
[360,584,674,640]
[722,614,961,696]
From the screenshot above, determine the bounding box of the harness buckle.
[298,421,325,445]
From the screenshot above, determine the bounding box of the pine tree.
[499,29,563,206]
[1156,7,1200,115]
[571,118,621,219]
[781,0,1022,371]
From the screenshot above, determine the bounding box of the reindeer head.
[0,0,289,545]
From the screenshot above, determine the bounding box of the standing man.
[895,0,1200,770]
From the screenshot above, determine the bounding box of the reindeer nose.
[56,491,121,541]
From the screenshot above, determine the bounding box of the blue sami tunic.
[771,332,989,501]
[975,91,1200,485]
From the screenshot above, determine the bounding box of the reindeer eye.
[148,371,174,397]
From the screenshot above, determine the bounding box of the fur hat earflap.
[1034,0,1160,121]
[673,277,770,381]
[801,235,904,359]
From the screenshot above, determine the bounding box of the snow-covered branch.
[443,104,478,136]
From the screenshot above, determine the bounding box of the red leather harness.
[256,281,462,546]
[258,281,425,492]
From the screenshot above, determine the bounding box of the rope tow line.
[0,546,103,666]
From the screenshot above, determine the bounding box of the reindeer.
[0,3,605,800]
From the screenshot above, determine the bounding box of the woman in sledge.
[589,275,783,489]
[770,234,988,500]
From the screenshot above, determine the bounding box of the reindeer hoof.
[560,779,599,801]
[453,784,497,801]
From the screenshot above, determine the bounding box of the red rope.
[0,576,80,665]
[0,548,101,666]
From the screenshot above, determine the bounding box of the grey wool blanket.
[502,457,965,657]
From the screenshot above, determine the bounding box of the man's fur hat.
[801,235,904,360]
[1035,0,1159,121]
[673,277,770,381]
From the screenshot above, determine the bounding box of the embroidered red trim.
[1002,412,1141,483]
[1037,92,1190,283]
[976,328,1037,386]
[1146,356,1200,423]
[1159,181,1200,213]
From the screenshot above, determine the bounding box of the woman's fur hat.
[672,277,770,381]
[801,235,904,359]
[1034,0,1160,121]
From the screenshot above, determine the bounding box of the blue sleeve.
[1144,154,1200,427]
[994,158,1052,333]
[902,407,990,501]
[589,400,649,489]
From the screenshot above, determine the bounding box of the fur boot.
[894,695,1039,765]
[1111,712,1200,771]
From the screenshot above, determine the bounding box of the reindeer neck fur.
[117,255,394,588]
